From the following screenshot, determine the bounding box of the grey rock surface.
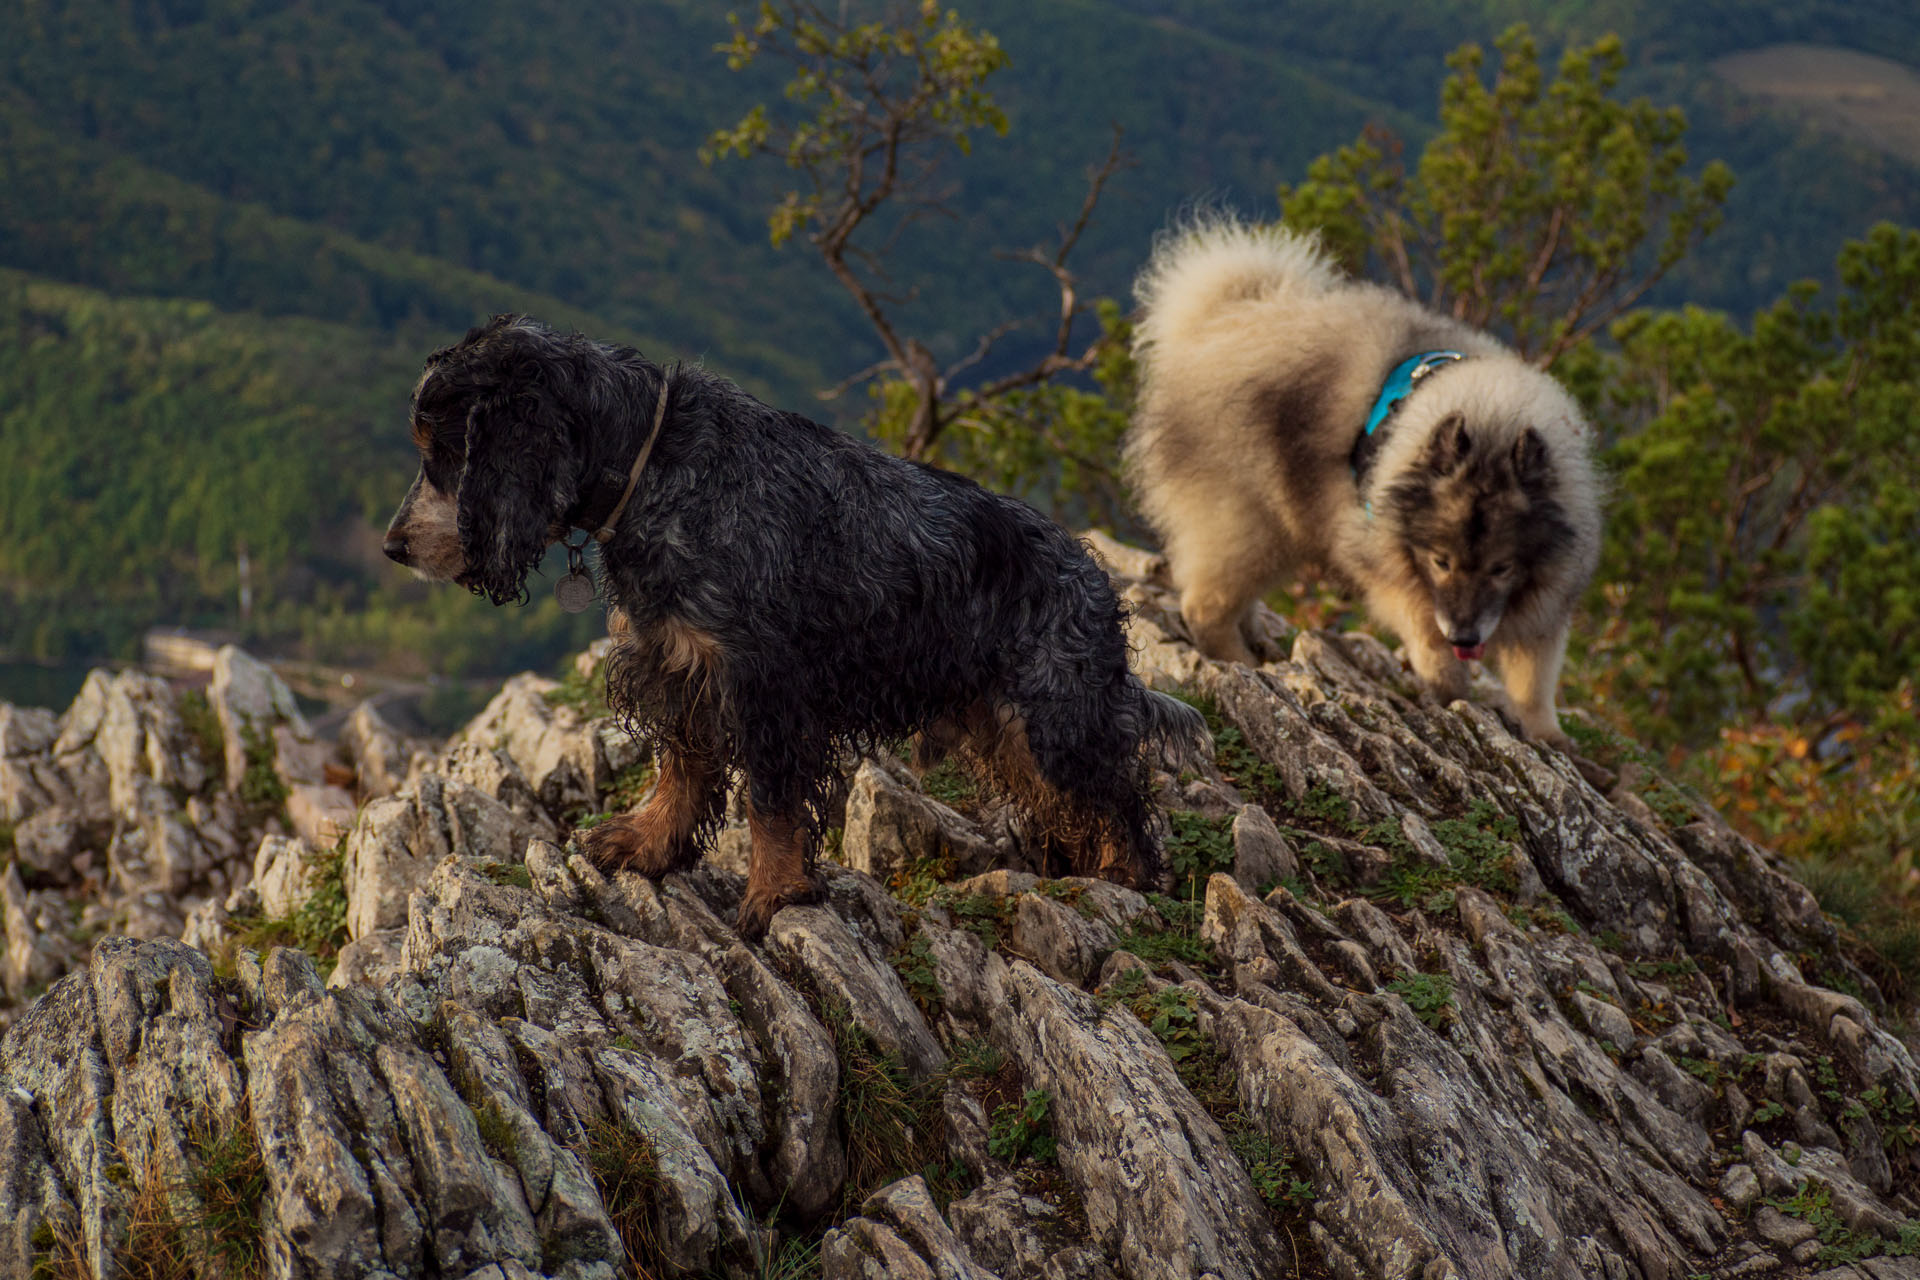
[0,557,1917,1279]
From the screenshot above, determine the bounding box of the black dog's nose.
[384,537,409,565]
[1448,631,1480,648]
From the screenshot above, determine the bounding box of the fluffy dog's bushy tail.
[1142,688,1213,773]
[1132,214,1343,360]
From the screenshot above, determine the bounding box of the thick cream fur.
[1125,216,1604,742]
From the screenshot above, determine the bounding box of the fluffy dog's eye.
[1491,561,1513,575]
[1432,554,1451,572]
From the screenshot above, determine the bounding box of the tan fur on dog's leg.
[1365,578,1469,703]
[737,806,819,940]
[581,746,722,875]
[1180,586,1257,665]
[1160,509,1284,666]
[1493,627,1572,748]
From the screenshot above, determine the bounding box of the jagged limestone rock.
[824,1175,1001,1280]
[0,566,1916,1280]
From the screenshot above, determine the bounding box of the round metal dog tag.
[554,571,595,614]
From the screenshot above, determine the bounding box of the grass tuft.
[580,1112,673,1280]
[114,1113,269,1280]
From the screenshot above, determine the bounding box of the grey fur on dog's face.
[384,472,466,582]
[1383,414,1569,658]
[382,317,591,604]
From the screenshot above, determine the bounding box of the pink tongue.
[1453,643,1485,662]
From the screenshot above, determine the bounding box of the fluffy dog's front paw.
[735,877,822,942]
[579,816,690,877]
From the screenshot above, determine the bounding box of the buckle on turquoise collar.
[1362,350,1465,439]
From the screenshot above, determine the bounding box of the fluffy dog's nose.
[384,537,410,564]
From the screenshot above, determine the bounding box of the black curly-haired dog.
[384,315,1207,937]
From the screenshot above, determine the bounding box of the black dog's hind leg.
[955,702,1155,888]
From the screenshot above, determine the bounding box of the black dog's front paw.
[735,876,822,942]
[580,815,699,877]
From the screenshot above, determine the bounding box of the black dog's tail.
[1141,688,1213,772]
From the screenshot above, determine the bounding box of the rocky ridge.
[1,538,1917,1280]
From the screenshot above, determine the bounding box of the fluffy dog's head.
[383,316,597,605]
[1383,414,1575,660]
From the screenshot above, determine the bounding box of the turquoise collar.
[1352,350,1466,513]
[1361,350,1465,441]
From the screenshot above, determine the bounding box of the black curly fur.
[390,315,1206,907]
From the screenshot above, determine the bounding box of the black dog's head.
[383,315,597,605]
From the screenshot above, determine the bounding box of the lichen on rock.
[0,552,1917,1280]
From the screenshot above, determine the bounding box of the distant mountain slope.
[2,0,1917,676]
[0,270,597,670]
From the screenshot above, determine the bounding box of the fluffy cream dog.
[1125,216,1603,746]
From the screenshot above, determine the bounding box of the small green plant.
[1114,902,1220,970]
[889,853,954,908]
[179,1115,270,1280]
[1428,801,1520,889]
[1169,691,1286,805]
[1770,1180,1920,1263]
[479,862,533,890]
[236,721,288,818]
[920,758,979,809]
[1118,983,1238,1116]
[1679,1056,1724,1089]
[113,1113,270,1280]
[29,1215,86,1280]
[947,893,1009,950]
[987,1089,1058,1165]
[1751,1100,1787,1125]
[820,999,945,1205]
[1165,811,1235,901]
[1858,1084,1920,1154]
[945,1037,1006,1082]
[544,660,612,718]
[1114,915,1216,972]
[1624,955,1698,981]
[1134,987,1204,1061]
[1282,784,1357,834]
[177,689,225,781]
[1368,800,1518,911]
[1387,972,1456,1030]
[229,838,350,976]
[890,934,942,1015]
[753,1233,824,1280]
[1226,1122,1315,1214]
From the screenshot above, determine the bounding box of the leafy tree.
[1587,224,1920,745]
[1280,26,1733,369]
[704,0,1130,508]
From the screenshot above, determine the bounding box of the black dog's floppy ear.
[1425,412,1471,473]
[457,384,579,605]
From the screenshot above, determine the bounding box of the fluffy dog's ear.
[1512,427,1550,488]
[1426,413,1471,473]
[457,386,579,605]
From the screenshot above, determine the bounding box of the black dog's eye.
[1432,554,1452,572]
[422,451,459,491]
[1491,561,1513,575]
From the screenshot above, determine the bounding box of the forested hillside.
[3,0,1918,684]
